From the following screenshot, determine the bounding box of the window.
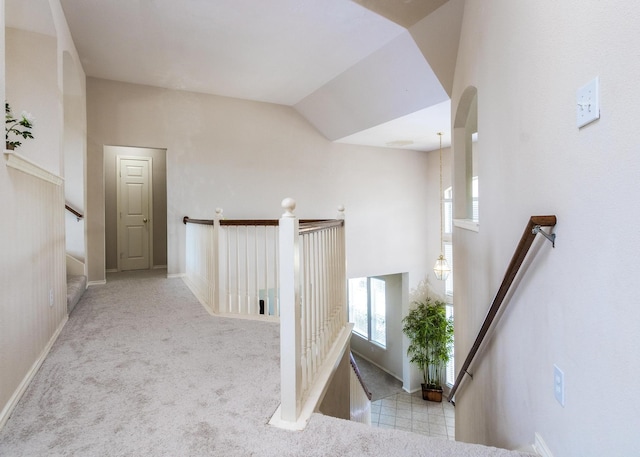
[443,187,455,386]
[445,304,455,387]
[443,187,453,297]
[472,175,479,223]
[348,277,386,347]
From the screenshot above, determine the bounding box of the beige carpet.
[0,270,528,456]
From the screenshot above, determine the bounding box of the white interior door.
[118,157,153,271]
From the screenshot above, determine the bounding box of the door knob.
[143,218,148,223]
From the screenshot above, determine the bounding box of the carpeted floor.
[0,270,528,456]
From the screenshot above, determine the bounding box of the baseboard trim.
[105,269,118,273]
[181,276,215,315]
[0,315,68,431]
[534,432,554,457]
[87,280,106,287]
[167,273,185,279]
[152,265,167,270]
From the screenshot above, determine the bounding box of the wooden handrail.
[350,353,372,401]
[65,204,83,220]
[299,219,344,234]
[448,215,557,402]
[183,216,213,225]
[183,216,342,232]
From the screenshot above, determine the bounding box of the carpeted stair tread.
[66,274,86,314]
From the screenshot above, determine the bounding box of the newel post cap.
[215,208,224,219]
[281,198,296,218]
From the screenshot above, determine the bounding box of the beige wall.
[5,28,59,174]
[104,146,167,270]
[450,1,640,454]
[1,0,86,428]
[86,78,435,299]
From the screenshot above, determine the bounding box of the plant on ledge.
[402,295,453,402]
[5,102,34,150]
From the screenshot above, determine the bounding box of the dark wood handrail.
[183,216,213,225]
[183,216,343,233]
[65,204,83,220]
[349,353,372,401]
[299,219,344,234]
[448,215,557,402]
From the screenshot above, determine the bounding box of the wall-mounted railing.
[349,353,372,425]
[65,204,83,221]
[448,215,557,402]
[184,198,351,428]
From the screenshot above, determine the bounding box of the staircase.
[66,254,87,314]
[66,274,86,313]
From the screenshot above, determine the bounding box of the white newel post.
[279,198,301,422]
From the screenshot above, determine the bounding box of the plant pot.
[421,384,443,402]
[5,142,14,151]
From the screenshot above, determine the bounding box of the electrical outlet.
[49,288,54,307]
[553,364,564,407]
[576,77,599,128]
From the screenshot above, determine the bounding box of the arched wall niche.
[63,50,87,262]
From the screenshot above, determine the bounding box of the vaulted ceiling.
[51,0,463,151]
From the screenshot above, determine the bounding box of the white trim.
[0,316,68,431]
[167,273,186,279]
[269,324,353,430]
[453,218,479,232]
[182,276,215,315]
[88,280,107,286]
[4,150,63,186]
[534,432,554,457]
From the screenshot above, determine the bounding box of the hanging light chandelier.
[434,132,451,281]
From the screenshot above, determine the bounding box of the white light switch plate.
[576,77,599,128]
[554,364,565,407]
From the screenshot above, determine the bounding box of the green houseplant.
[402,296,453,402]
[5,102,34,150]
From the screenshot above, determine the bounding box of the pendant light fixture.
[434,132,451,281]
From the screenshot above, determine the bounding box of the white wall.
[86,78,434,293]
[1,0,86,428]
[5,27,59,173]
[450,1,640,454]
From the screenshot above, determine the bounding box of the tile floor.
[371,391,455,440]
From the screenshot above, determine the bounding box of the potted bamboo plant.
[402,296,453,402]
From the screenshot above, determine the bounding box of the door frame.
[116,155,154,272]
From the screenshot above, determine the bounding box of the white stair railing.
[218,219,279,318]
[184,198,351,428]
[274,198,352,428]
[184,215,216,313]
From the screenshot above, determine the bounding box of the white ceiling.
[50,0,455,151]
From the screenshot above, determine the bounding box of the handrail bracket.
[532,225,556,248]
